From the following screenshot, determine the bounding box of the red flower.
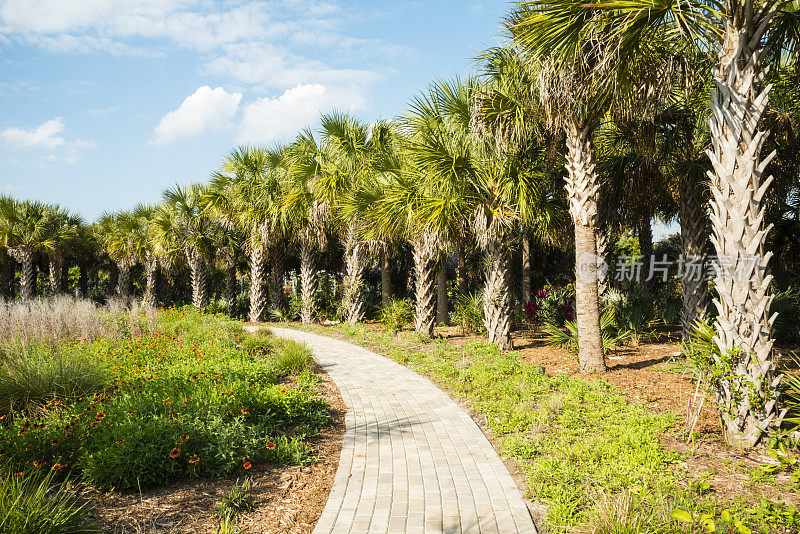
[170,448,181,458]
[266,443,275,450]
[243,461,252,470]
[32,460,44,468]
[241,409,249,415]
[96,412,105,420]
[12,472,22,479]
[189,454,199,464]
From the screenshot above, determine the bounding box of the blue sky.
[0,1,511,221]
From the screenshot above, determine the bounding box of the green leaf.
[734,519,752,534]
[720,510,731,523]
[671,509,693,523]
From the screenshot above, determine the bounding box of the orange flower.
[266,443,275,450]
[96,412,105,420]
[243,461,252,470]
[52,463,65,472]
[180,434,189,441]
[241,409,249,415]
[32,460,44,468]
[170,448,180,458]
[189,454,200,464]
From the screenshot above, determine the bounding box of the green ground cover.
[0,306,330,533]
[297,322,799,534]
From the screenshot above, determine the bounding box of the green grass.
[0,307,331,492]
[296,322,799,533]
[0,470,96,533]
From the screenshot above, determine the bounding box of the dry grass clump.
[0,297,156,347]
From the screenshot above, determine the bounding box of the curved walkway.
[268,327,537,534]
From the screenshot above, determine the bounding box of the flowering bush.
[0,307,330,491]
[524,285,575,327]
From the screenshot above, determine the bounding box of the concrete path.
[266,327,537,534]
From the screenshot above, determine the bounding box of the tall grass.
[0,297,155,347]
[0,470,96,533]
[0,345,110,415]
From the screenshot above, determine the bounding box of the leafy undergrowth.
[0,307,330,497]
[294,321,799,533]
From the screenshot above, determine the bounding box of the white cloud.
[202,42,381,90]
[237,83,366,145]
[1,117,65,148]
[152,86,242,145]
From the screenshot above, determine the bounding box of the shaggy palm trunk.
[381,248,392,308]
[679,174,709,341]
[342,225,366,324]
[565,121,605,373]
[706,18,782,447]
[412,233,437,336]
[249,244,267,323]
[483,237,512,350]
[300,239,317,325]
[596,226,610,298]
[186,251,208,309]
[639,217,654,289]
[436,258,449,325]
[522,233,531,303]
[117,262,131,299]
[221,255,235,317]
[9,247,34,301]
[144,254,158,309]
[457,240,468,298]
[48,256,63,295]
[269,243,286,313]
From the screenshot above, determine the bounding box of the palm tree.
[0,198,57,300]
[153,184,215,309]
[43,209,81,295]
[316,112,399,324]
[206,147,279,320]
[506,6,672,371]
[279,131,329,324]
[508,0,799,444]
[403,77,558,348]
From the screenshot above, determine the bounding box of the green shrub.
[241,330,274,357]
[602,285,659,344]
[378,299,413,332]
[543,310,631,355]
[452,293,485,334]
[0,471,96,533]
[0,309,331,491]
[0,345,110,416]
[275,340,313,374]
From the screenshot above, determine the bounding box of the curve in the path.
[268,327,537,534]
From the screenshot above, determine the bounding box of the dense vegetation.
[0,302,329,532]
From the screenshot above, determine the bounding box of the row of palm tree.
[0,0,797,449]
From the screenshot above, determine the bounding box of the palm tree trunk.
[249,244,267,322]
[48,256,63,295]
[483,237,512,350]
[117,262,131,299]
[144,254,159,309]
[342,225,366,324]
[679,174,709,341]
[381,247,391,308]
[224,255,236,317]
[521,233,531,303]
[79,263,88,298]
[457,239,468,298]
[269,242,285,313]
[9,247,34,301]
[300,238,317,324]
[706,19,781,447]
[596,225,610,298]
[565,121,605,373]
[436,257,449,325]
[187,251,208,309]
[639,216,653,289]
[412,233,437,336]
